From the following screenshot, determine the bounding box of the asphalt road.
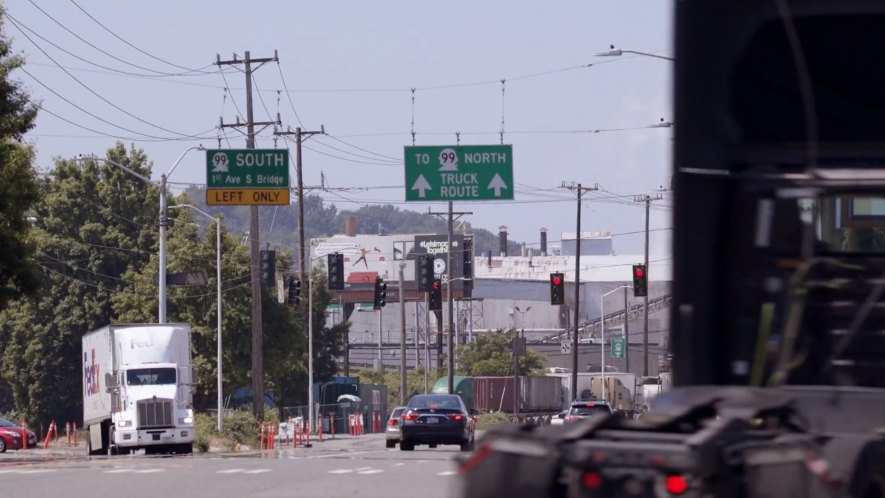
[0,433,468,498]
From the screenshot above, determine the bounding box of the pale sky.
[8,0,674,257]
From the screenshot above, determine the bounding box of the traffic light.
[429,279,442,311]
[288,277,302,306]
[417,255,435,291]
[327,253,344,290]
[632,264,648,297]
[550,272,565,305]
[373,277,388,309]
[259,250,276,287]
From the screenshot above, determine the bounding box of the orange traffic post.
[259,421,266,450]
[330,414,335,439]
[73,421,78,446]
[43,421,57,449]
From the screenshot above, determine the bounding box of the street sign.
[404,145,514,201]
[206,149,289,206]
[561,339,571,354]
[206,188,289,206]
[611,338,626,358]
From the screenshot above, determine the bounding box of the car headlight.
[117,420,132,428]
[178,417,194,425]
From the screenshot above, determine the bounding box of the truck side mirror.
[105,372,116,393]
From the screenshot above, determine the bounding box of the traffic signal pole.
[634,193,661,376]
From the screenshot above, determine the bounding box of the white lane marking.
[308,450,379,459]
[136,469,165,474]
[2,469,56,474]
[245,469,272,474]
[357,469,384,475]
[328,469,354,474]
[393,463,405,466]
[354,466,373,471]
[104,469,135,474]
[437,471,457,476]
[217,469,245,474]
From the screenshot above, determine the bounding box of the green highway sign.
[611,338,626,358]
[206,149,289,189]
[404,145,514,201]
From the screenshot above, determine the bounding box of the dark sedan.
[399,394,476,452]
[0,416,37,453]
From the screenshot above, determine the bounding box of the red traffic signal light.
[632,264,648,297]
[550,272,565,305]
[429,278,442,311]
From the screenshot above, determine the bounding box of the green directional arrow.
[404,145,514,202]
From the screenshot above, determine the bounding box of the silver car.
[385,406,407,448]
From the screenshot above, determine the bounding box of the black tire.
[460,437,474,452]
[0,437,7,453]
[400,440,414,451]
[386,440,396,448]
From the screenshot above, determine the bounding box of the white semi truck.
[82,323,195,455]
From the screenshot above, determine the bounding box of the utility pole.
[634,193,662,376]
[217,50,279,420]
[562,182,598,401]
[399,263,407,406]
[273,126,324,284]
[429,203,472,394]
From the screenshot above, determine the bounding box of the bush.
[476,412,511,430]
[222,409,260,447]
[194,413,216,453]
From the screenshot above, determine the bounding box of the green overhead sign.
[206,149,289,188]
[404,145,514,202]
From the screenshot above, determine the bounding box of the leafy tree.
[0,10,40,311]
[455,329,546,376]
[0,144,157,423]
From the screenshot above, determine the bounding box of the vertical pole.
[296,127,306,283]
[571,185,583,402]
[216,220,223,433]
[623,287,630,375]
[308,271,314,434]
[245,50,265,421]
[643,198,650,377]
[399,264,407,406]
[513,330,520,416]
[378,309,383,360]
[159,174,167,324]
[600,294,606,402]
[425,294,430,393]
[447,201,455,394]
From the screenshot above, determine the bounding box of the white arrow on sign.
[487,174,509,197]
[411,175,432,198]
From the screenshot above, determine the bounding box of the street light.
[595,45,675,62]
[600,286,630,403]
[78,146,205,323]
[170,204,223,433]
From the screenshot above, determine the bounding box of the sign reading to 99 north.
[404,145,514,202]
[206,149,290,206]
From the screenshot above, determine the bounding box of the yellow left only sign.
[206,188,290,206]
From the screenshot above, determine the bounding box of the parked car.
[399,394,476,452]
[550,409,568,426]
[385,406,407,448]
[564,400,613,423]
[0,416,37,453]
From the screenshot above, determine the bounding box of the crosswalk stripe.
[328,469,353,474]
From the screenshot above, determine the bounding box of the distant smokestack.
[540,228,548,256]
[498,226,508,257]
[345,216,356,237]
[487,250,492,266]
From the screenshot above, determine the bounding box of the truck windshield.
[126,368,176,386]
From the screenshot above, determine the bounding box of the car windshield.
[391,407,406,418]
[408,395,463,411]
[570,404,611,416]
[0,416,18,427]
[126,367,176,386]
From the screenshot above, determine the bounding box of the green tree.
[0,144,158,423]
[456,329,546,376]
[0,9,40,311]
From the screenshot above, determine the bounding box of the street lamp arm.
[170,203,216,222]
[77,156,154,185]
[165,145,206,177]
[594,48,675,62]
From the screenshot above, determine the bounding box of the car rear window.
[570,405,611,416]
[391,407,405,418]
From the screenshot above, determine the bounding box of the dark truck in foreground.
[460,1,885,496]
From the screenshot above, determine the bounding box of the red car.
[0,416,37,453]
